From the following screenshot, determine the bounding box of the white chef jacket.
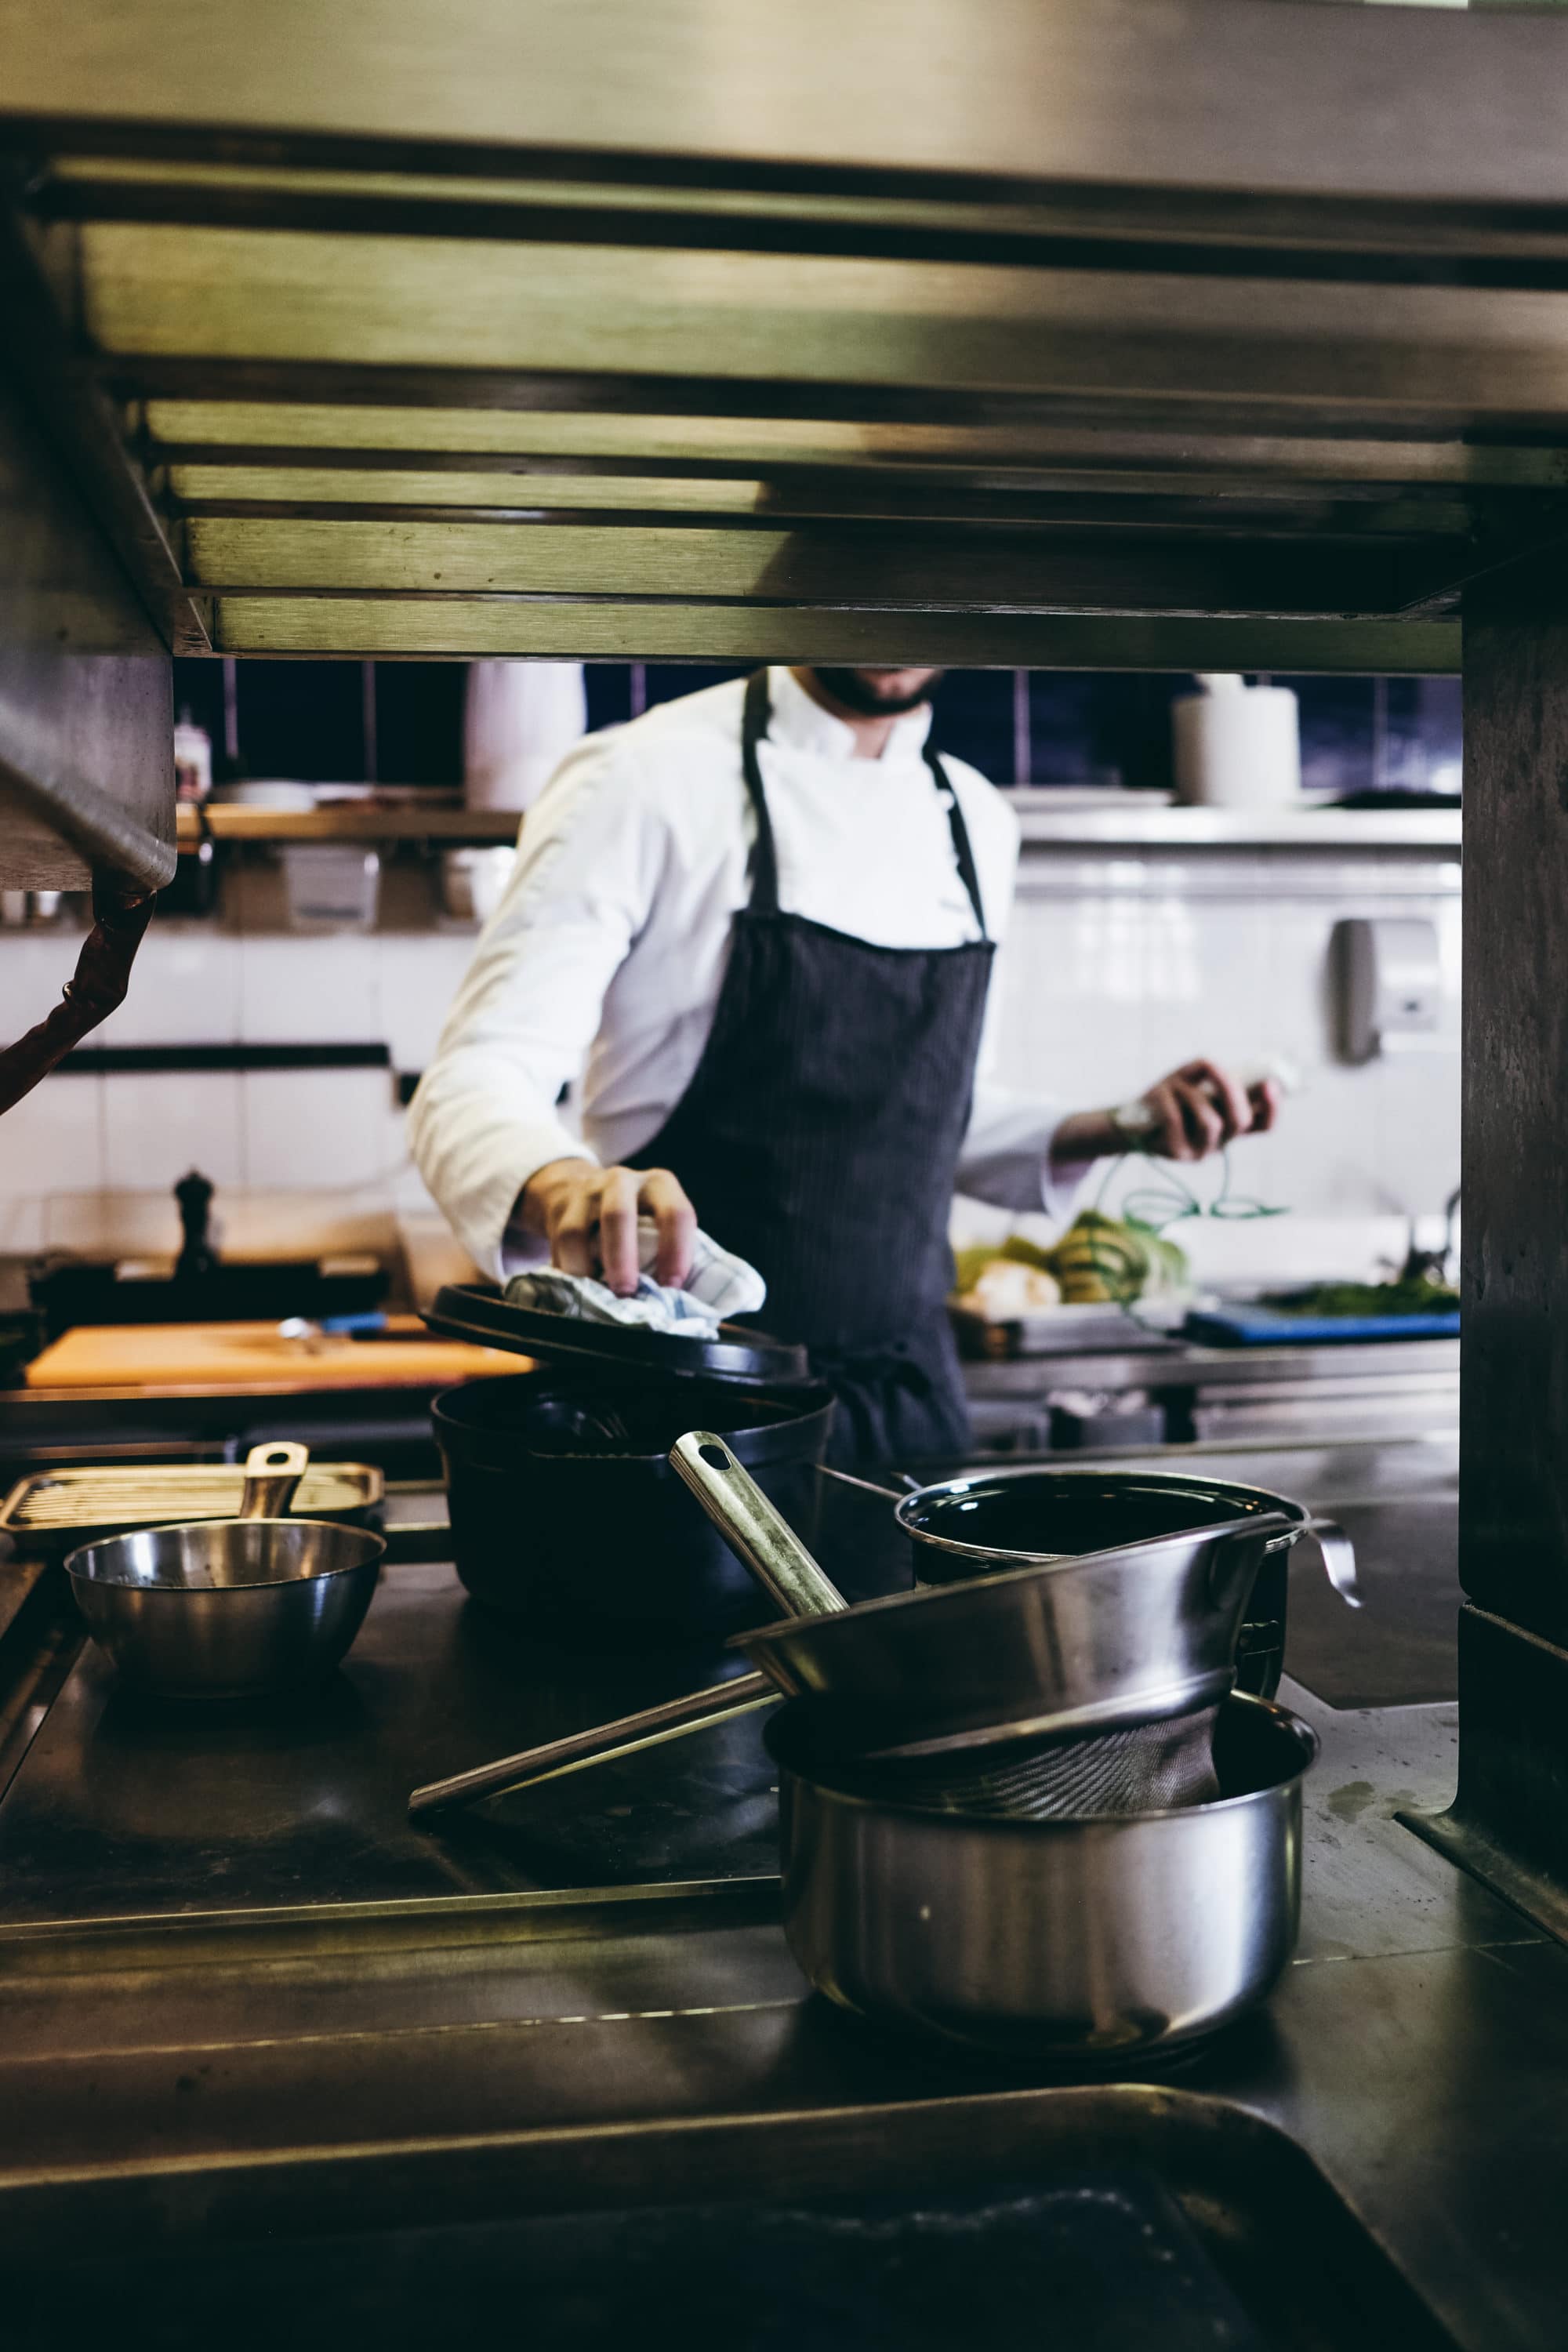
[409,667,1086,1280]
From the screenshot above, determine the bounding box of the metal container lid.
[422,1283,814,1391]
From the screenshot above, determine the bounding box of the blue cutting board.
[1183,1304,1460,1347]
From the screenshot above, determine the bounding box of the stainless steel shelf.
[1012,800,1462,849]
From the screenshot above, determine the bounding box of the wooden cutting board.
[24,1317,524,1394]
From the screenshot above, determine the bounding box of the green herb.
[1260,1276,1458,1319]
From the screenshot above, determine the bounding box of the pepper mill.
[173,1168,218,1284]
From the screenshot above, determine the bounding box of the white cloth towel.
[503,1219,766,1339]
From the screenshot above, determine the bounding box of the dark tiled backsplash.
[172,659,1464,799]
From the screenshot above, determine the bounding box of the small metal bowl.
[64,1443,384,1698]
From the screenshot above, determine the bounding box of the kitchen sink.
[0,2082,1452,2352]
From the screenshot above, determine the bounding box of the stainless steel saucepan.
[769,1686,1318,2058]
[66,1441,385,1697]
[407,1434,1352,1818]
[820,1458,1359,1595]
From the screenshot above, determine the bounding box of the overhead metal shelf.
[7,0,1568,670]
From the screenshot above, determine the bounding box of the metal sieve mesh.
[843,1705,1221,1821]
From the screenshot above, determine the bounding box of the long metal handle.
[815,1464,921,1502]
[408,1670,776,1820]
[237,1440,310,1521]
[670,1432,848,1619]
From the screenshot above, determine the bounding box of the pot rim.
[431,1371,836,1465]
[893,1468,1308,1570]
[768,1689,1319,1829]
[65,1521,387,1594]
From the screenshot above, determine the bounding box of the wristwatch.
[1109,1098,1157,1147]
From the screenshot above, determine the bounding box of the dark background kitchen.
[0,658,1462,1426]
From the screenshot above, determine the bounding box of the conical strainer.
[826,1704,1223,1821]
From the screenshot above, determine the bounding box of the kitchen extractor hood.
[6,0,1568,681]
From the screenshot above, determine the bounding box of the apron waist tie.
[808,1341,938,1403]
[808,1337,956,1470]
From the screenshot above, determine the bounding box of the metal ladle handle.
[669,1432,848,1619]
[815,1464,922,1502]
[408,1437,845,1826]
[237,1440,309,1522]
[407,1670,776,1820]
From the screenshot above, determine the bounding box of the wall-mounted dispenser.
[1331,916,1443,1063]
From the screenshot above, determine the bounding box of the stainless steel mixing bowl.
[64,1442,384,1698]
[768,1689,1317,2060]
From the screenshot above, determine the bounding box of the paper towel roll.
[1171,674,1301,810]
[463,661,588,811]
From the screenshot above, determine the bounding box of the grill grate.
[0,1463,382,1550]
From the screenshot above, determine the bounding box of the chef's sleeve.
[407,734,659,1279]
[958,1082,1098,1221]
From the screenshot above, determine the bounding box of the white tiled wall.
[0,843,1461,1278]
[983,844,1461,1278]
[0,916,479,1265]
[102,1069,245,1193]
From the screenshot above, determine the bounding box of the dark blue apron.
[631,670,996,1466]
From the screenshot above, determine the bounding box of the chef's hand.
[1051,1061,1279,1167]
[519,1158,697,1297]
[1131,1060,1279,1162]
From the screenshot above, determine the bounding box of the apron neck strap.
[740,669,782,915]
[741,667,989,939]
[924,742,989,942]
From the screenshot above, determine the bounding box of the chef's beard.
[808,667,945,717]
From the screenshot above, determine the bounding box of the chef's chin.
[809,666,945,717]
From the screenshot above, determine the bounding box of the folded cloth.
[504,1219,766,1340]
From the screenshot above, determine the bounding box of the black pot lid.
[423,1283,814,1390]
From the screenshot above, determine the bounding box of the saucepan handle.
[237,1440,310,1522]
[1293,1513,1361,1608]
[1189,1505,1363,1618]
[670,1432,848,1620]
[407,1671,777,1821]
[1199,1509,1359,1610]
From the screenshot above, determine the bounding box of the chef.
[411,665,1276,1463]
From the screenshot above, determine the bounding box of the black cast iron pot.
[432,1369,836,1645]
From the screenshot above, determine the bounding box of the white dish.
[212,780,317,810]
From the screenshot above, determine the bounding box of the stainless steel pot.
[65,1442,385,1698]
[768,1689,1317,2059]
[827,1460,1352,1591]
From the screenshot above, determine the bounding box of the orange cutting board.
[24,1317,524,1395]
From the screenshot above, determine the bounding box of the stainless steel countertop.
[963,1336,1460,1396]
[0,1432,1459,1925]
[0,1428,1556,2350]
